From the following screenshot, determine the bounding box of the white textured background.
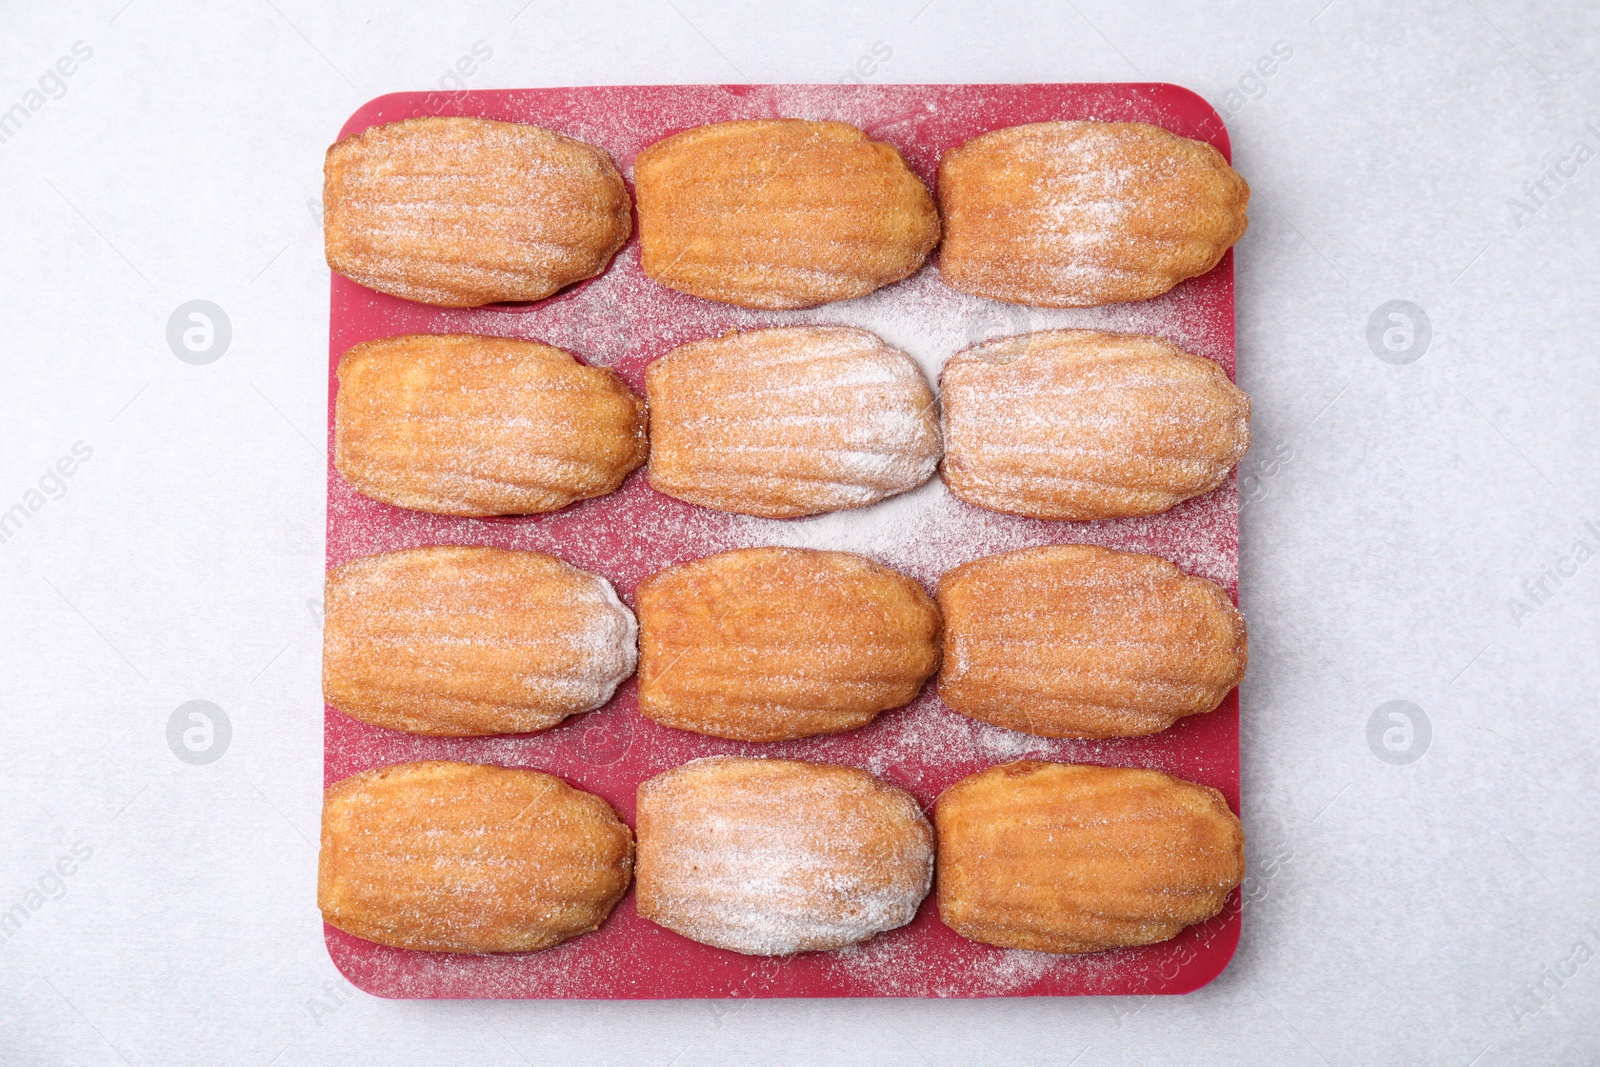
[2,1,1597,1064]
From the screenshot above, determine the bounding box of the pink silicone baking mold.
[324,82,1242,999]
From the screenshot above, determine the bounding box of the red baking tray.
[324,83,1241,999]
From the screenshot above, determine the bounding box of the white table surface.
[2,1,1597,1063]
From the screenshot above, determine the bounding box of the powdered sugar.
[937,120,1248,308]
[323,547,640,734]
[827,926,1078,998]
[325,82,1242,1001]
[635,757,934,956]
[939,329,1250,521]
[538,570,637,711]
[646,326,942,517]
[325,117,632,307]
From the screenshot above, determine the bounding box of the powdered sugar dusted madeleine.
[636,757,934,955]
[324,546,637,736]
[938,120,1248,307]
[634,119,939,308]
[938,545,1246,739]
[636,548,940,741]
[936,761,1243,953]
[319,761,634,953]
[324,117,631,307]
[335,334,647,517]
[941,329,1249,520]
[647,326,940,518]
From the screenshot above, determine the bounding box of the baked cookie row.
[324,543,1245,742]
[320,757,1244,959]
[335,326,1250,521]
[325,115,1247,310]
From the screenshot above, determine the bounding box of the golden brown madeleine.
[938,120,1249,307]
[938,545,1246,738]
[324,546,637,736]
[324,116,631,307]
[634,119,939,308]
[636,757,934,954]
[335,334,648,516]
[941,329,1249,520]
[319,761,634,953]
[936,761,1244,953]
[636,547,940,741]
[647,326,940,518]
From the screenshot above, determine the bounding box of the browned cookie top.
[938,120,1248,307]
[325,116,631,307]
[634,119,939,308]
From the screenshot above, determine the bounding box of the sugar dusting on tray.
[325,81,1240,1000]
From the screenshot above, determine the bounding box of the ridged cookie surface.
[324,546,637,736]
[335,334,648,517]
[636,757,934,955]
[940,329,1249,520]
[647,326,940,518]
[634,119,939,308]
[324,117,631,307]
[636,548,940,741]
[938,120,1248,307]
[938,545,1246,738]
[936,761,1243,953]
[319,761,634,953]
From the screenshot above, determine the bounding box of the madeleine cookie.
[634,119,939,308]
[647,326,940,518]
[324,116,631,307]
[938,120,1248,307]
[936,761,1243,954]
[319,761,634,953]
[938,545,1245,738]
[940,329,1249,520]
[335,334,647,516]
[636,757,933,954]
[636,547,940,741]
[323,547,637,736]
